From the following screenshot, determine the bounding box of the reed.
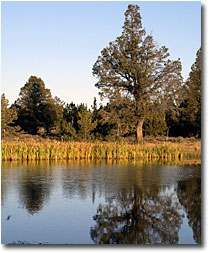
[1,140,201,161]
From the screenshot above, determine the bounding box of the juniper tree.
[93,5,183,142]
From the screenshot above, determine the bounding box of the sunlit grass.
[1,139,201,161]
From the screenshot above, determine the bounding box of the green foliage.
[91,98,106,140]
[93,4,183,141]
[63,102,79,131]
[144,112,167,136]
[16,76,57,134]
[55,120,76,140]
[53,96,65,126]
[1,93,20,138]
[165,48,201,137]
[180,48,201,137]
[1,93,10,136]
[77,104,97,141]
[100,91,136,140]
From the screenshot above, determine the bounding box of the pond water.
[1,160,201,245]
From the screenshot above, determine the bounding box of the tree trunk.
[136,118,144,143]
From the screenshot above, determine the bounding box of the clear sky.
[1,1,201,107]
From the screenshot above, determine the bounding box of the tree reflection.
[18,163,52,214]
[90,185,184,244]
[177,177,201,243]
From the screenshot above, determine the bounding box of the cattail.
[1,140,200,161]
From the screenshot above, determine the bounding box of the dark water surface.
[1,160,201,244]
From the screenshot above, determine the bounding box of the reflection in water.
[1,160,201,244]
[18,168,52,215]
[177,178,201,244]
[90,185,184,244]
[2,161,53,215]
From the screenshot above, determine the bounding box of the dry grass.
[1,138,201,161]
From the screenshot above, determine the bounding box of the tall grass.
[1,140,200,161]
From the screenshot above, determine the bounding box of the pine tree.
[93,5,183,142]
[16,76,57,134]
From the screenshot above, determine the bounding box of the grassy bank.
[1,139,201,161]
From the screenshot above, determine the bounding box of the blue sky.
[1,1,201,107]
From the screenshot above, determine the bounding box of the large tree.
[16,76,57,134]
[93,4,183,142]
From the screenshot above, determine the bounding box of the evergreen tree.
[57,119,76,141]
[1,93,19,138]
[93,5,183,142]
[63,102,79,131]
[180,48,201,137]
[144,111,167,137]
[91,97,104,139]
[53,96,67,137]
[1,93,10,137]
[53,96,65,125]
[77,104,97,141]
[53,98,77,141]
[16,76,57,134]
[165,109,180,137]
[100,91,136,140]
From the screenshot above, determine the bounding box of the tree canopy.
[93,4,183,142]
[16,76,57,134]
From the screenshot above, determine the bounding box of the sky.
[1,1,201,107]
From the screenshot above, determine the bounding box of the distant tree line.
[1,5,201,141]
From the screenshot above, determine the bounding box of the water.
[1,160,201,244]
